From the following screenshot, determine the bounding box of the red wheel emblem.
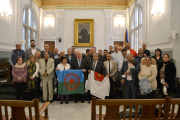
[64,73,80,90]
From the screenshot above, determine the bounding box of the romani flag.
[123,29,129,49]
[56,70,84,95]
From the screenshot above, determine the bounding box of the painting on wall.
[74,19,94,47]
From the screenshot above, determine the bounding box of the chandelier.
[0,0,12,18]
[151,0,164,18]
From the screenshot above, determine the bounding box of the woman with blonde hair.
[140,58,146,66]
[27,55,39,99]
[35,51,41,63]
[151,58,157,67]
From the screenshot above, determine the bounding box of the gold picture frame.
[74,19,94,47]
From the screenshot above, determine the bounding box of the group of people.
[9,39,177,104]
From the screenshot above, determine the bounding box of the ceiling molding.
[32,0,135,10]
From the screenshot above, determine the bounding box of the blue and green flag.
[56,70,85,95]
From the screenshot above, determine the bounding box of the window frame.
[130,4,143,52]
[23,4,38,50]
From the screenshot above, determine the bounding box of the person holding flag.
[71,51,87,103]
[56,56,70,104]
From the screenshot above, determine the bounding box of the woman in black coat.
[151,48,163,89]
[151,48,163,67]
[157,54,176,98]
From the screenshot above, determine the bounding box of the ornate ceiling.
[33,0,134,9]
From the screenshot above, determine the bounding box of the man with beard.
[108,46,114,54]
[25,39,40,61]
[142,43,150,56]
[86,48,95,67]
[126,42,138,58]
[134,48,145,62]
[100,49,108,62]
[53,48,60,59]
[65,48,75,65]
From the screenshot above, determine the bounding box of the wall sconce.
[0,0,12,18]
[114,15,125,28]
[44,15,55,27]
[151,0,164,18]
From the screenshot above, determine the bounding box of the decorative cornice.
[32,0,136,10]
[104,9,113,18]
[55,9,65,17]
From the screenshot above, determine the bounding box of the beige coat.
[39,58,55,79]
[104,61,118,82]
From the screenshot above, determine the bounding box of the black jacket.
[85,54,93,68]
[121,59,140,86]
[88,60,107,76]
[65,54,75,66]
[52,54,60,59]
[157,62,176,89]
[41,51,53,58]
[151,56,163,67]
[71,59,87,69]
[100,56,107,62]
[54,58,61,68]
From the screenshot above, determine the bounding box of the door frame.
[41,39,57,51]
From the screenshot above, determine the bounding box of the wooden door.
[114,41,124,47]
[44,41,55,54]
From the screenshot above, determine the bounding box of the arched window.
[23,5,38,50]
[130,5,142,52]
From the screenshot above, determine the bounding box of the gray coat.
[121,59,140,86]
[25,48,40,61]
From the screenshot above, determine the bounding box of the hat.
[60,56,67,62]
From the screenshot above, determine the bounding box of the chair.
[0,99,50,120]
[168,98,180,120]
[91,97,171,120]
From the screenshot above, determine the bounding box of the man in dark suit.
[52,48,60,59]
[100,49,108,62]
[41,43,53,58]
[88,53,107,76]
[121,53,140,99]
[54,51,65,68]
[71,51,87,103]
[108,46,114,54]
[65,48,75,65]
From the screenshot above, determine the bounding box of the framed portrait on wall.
[74,19,94,47]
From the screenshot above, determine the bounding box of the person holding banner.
[88,53,107,76]
[71,51,87,103]
[104,54,118,99]
[56,56,70,104]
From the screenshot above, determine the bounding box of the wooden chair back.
[91,97,171,120]
[168,98,180,120]
[0,99,50,120]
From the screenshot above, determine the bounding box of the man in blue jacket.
[9,44,25,67]
[121,53,140,99]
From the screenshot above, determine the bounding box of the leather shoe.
[60,101,63,104]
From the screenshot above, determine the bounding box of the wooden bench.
[0,99,50,120]
[168,98,180,120]
[91,97,173,120]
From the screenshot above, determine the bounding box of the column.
[104,9,113,49]
[55,9,65,51]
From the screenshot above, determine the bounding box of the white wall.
[63,10,105,53]
[0,0,40,54]
[172,0,180,78]
[0,0,17,52]
[41,9,127,54]
[128,0,173,53]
